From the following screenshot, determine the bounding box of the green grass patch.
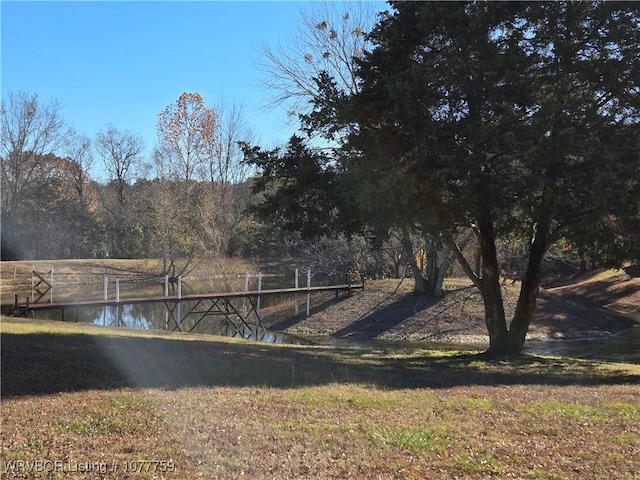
[464,395,494,410]
[610,432,636,444]
[57,393,154,436]
[527,469,565,480]
[293,385,398,410]
[376,425,452,454]
[524,399,640,421]
[455,452,505,475]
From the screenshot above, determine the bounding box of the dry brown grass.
[3,261,637,478]
[2,319,639,479]
[0,258,260,292]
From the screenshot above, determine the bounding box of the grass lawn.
[1,318,639,479]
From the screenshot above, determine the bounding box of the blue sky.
[2,1,357,179]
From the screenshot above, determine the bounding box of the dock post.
[257,272,262,315]
[50,266,53,303]
[243,272,249,320]
[103,277,108,300]
[163,274,170,330]
[306,269,311,317]
[115,279,120,303]
[178,276,182,299]
[295,268,299,315]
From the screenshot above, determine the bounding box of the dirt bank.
[262,267,639,344]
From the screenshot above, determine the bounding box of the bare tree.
[257,4,458,292]
[1,91,69,216]
[155,92,217,187]
[152,92,219,276]
[258,2,376,117]
[95,124,144,205]
[207,102,253,213]
[198,100,256,259]
[94,124,145,257]
[63,131,94,205]
[207,100,255,189]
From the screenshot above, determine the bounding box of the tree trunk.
[508,222,550,355]
[425,241,438,295]
[447,223,545,358]
[433,258,451,296]
[426,240,452,296]
[477,217,510,357]
[479,255,510,357]
[407,248,429,293]
[401,231,429,293]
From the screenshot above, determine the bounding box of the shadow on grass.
[2,331,638,398]
[53,261,159,281]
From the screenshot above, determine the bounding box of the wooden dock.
[18,283,363,312]
[13,282,365,335]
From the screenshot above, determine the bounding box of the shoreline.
[293,323,640,348]
[3,259,638,348]
[261,278,640,346]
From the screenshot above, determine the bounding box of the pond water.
[312,326,640,363]
[3,278,638,362]
[526,323,640,363]
[1,274,334,344]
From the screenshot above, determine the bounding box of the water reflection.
[526,326,640,363]
[210,322,314,345]
[27,300,313,345]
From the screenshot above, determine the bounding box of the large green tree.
[256,1,639,357]
[337,1,640,356]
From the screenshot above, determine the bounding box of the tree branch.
[444,233,483,291]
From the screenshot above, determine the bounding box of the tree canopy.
[242,135,362,239]
[250,1,640,357]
